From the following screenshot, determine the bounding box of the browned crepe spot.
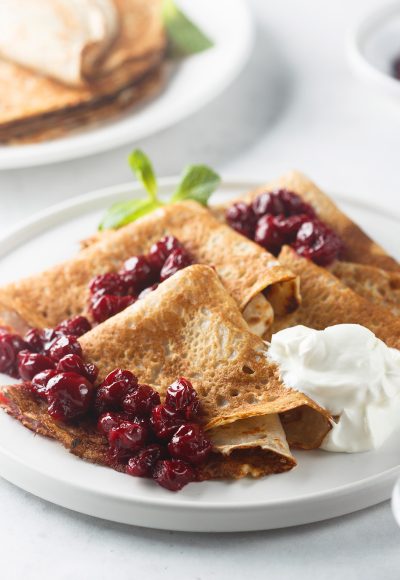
[0,201,299,331]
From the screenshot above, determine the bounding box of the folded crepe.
[242,170,399,272]
[274,246,400,350]
[0,0,120,87]
[0,201,300,336]
[0,0,166,142]
[330,261,400,317]
[0,265,331,479]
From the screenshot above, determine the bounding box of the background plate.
[0,0,253,170]
[0,179,399,532]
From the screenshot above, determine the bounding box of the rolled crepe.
[274,246,400,350]
[0,201,300,336]
[0,265,331,479]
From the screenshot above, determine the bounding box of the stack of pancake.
[0,172,399,481]
[0,0,166,143]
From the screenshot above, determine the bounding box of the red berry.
[293,219,342,266]
[0,333,29,374]
[165,377,200,419]
[126,444,164,477]
[252,192,285,217]
[225,202,256,238]
[278,189,316,217]
[122,384,160,417]
[160,248,192,282]
[273,214,310,243]
[24,328,46,353]
[121,255,155,292]
[95,369,138,414]
[89,272,126,297]
[108,421,148,462]
[30,369,57,398]
[17,350,54,381]
[56,354,98,383]
[49,334,82,362]
[97,411,126,435]
[46,372,94,422]
[153,459,196,491]
[168,424,212,465]
[90,294,135,323]
[254,214,286,255]
[148,235,182,271]
[150,404,185,439]
[55,316,91,337]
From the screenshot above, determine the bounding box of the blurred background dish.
[0,0,253,169]
[348,2,400,99]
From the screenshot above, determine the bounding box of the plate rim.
[0,0,253,170]
[1,178,399,530]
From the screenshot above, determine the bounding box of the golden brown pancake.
[0,201,299,334]
[0,266,331,479]
[274,246,400,350]
[0,0,166,142]
[330,261,400,317]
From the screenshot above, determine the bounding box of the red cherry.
[17,350,54,381]
[148,235,182,271]
[46,372,94,422]
[150,404,185,439]
[122,384,160,417]
[159,248,192,282]
[55,316,91,337]
[153,459,196,491]
[90,294,135,323]
[30,369,58,398]
[108,421,148,462]
[95,369,138,414]
[89,272,126,297]
[126,444,164,477]
[165,377,200,419]
[168,424,212,465]
[0,333,29,375]
[48,334,82,362]
[56,354,98,383]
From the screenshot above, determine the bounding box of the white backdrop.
[0,1,399,578]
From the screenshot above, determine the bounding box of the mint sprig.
[99,150,220,230]
[162,0,213,57]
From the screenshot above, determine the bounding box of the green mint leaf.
[128,149,158,201]
[162,0,213,57]
[99,198,161,230]
[170,164,220,206]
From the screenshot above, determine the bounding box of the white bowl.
[348,2,400,99]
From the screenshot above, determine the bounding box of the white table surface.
[0,0,399,578]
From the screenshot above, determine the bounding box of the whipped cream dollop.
[268,324,400,452]
[0,0,119,86]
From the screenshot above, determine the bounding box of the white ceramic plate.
[0,179,399,533]
[348,2,400,99]
[0,0,253,170]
